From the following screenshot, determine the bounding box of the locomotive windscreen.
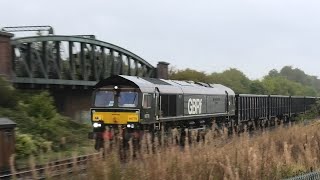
[94,89,139,108]
[118,91,138,107]
[94,90,114,107]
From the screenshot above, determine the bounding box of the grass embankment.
[82,121,320,180]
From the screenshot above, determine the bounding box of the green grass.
[14,141,95,169]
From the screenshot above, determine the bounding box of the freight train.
[89,75,317,149]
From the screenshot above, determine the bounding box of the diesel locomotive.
[89,75,317,148]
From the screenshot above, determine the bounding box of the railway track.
[0,153,101,180]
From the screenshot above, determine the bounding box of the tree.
[170,68,209,82]
[267,69,279,77]
[24,91,57,119]
[209,68,251,94]
[168,66,319,96]
[261,76,317,96]
[265,66,320,96]
[0,76,17,108]
[280,66,310,85]
[250,80,267,94]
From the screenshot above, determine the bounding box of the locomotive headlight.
[114,86,118,90]
[93,122,102,128]
[126,124,135,128]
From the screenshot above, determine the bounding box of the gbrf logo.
[188,98,203,114]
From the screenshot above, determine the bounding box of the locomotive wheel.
[94,138,104,151]
[179,128,186,146]
[227,120,234,135]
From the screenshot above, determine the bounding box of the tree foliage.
[249,80,267,94]
[208,69,251,94]
[170,68,209,82]
[0,77,90,159]
[280,66,315,87]
[264,66,319,96]
[0,77,17,108]
[262,76,317,96]
[169,67,319,96]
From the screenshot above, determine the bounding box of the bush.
[15,131,52,159]
[0,76,17,107]
[23,91,57,119]
[0,80,91,159]
[298,100,320,121]
[15,132,37,158]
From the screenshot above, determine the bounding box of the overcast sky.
[2,0,320,79]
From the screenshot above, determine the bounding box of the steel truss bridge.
[5,26,156,88]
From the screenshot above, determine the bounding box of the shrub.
[0,76,17,108]
[15,132,37,158]
[0,86,91,159]
[15,131,52,159]
[298,99,320,121]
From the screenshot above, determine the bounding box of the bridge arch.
[11,35,156,87]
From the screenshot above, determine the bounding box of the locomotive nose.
[91,109,140,125]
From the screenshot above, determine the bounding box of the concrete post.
[156,61,170,79]
[0,32,14,80]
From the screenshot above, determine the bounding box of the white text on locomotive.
[188,98,203,114]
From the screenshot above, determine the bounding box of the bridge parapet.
[10,35,156,88]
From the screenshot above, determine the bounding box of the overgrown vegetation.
[2,64,320,173]
[299,100,320,121]
[0,76,91,159]
[48,120,318,180]
[170,66,319,96]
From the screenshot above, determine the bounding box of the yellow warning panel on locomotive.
[92,111,139,124]
[128,115,138,122]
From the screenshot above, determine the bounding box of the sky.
[2,0,320,79]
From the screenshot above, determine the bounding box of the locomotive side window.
[160,95,168,117]
[231,96,235,105]
[168,95,177,116]
[94,91,114,107]
[160,95,177,117]
[143,93,152,109]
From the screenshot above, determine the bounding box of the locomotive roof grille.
[195,82,212,87]
[170,81,194,86]
[140,77,172,85]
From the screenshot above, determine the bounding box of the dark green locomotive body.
[90,75,236,130]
